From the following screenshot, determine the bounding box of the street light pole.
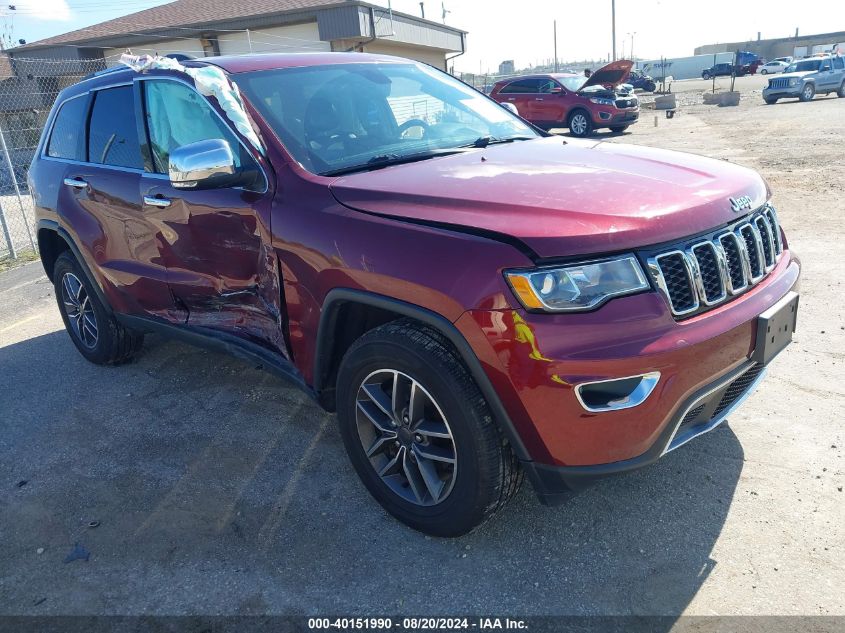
[630,31,636,60]
[553,20,558,72]
[611,0,616,60]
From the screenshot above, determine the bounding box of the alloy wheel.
[355,369,457,506]
[61,272,98,349]
[570,113,588,135]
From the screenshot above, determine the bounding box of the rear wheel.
[567,110,593,138]
[799,83,815,102]
[336,320,523,536]
[761,69,768,75]
[53,252,143,365]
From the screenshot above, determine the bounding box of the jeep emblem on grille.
[729,196,753,213]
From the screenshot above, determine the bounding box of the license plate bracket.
[752,291,799,366]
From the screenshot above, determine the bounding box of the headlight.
[589,96,615,106]
[505,256,650,312]
[789,78,799,86]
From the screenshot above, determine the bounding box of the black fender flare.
[314,288,532,462]
[37,219,113,315]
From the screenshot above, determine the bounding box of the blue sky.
[6,0,844,73]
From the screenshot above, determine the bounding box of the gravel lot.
[1,82,843,618]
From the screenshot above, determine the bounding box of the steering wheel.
[398,118,430,139]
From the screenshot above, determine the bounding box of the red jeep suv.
[30,53,799,536]
[490,60,640,136]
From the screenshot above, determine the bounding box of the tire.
[838,81,845,98]
[764,97,778,105]
[799,82,815,102]
[567,109,593,138]
[609,125,629,134]
[336,319,523,537]
[702,72,711,80]
[53,251,144,365]
[761,69,768,75]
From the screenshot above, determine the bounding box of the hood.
[581,59,634,89]
[329,137,769,259]
[775,71,816,80]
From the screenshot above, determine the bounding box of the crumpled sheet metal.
[119,54,264,154]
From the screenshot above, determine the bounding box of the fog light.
[575,372,660,412]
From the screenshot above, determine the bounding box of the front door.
[532,79,567,125]
[137,77,285,354]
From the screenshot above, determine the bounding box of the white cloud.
[14,0,73,21]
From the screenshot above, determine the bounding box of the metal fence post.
[0,123,36,252]
[0,196,15,259]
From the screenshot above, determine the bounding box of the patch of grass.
[0,248,40,273]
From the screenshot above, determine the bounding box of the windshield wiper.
[462,135,536,148]
[321,148,472,176]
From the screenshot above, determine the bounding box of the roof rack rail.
[83,64,127,81]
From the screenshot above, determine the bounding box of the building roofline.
[13,0,465,53]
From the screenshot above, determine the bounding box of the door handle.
[507,98,516,101]
[535,98,544,101]
[63,177,87,189]
[143,195,171,208]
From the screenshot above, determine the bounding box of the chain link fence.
[0,56,107,263]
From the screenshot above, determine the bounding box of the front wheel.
[764,97,778,105]
[609,125,629,134]
[702,72,711,80]
[336,320,523,536]
[567,110,593,138]
[799,83,815,102]
[53,252,144,365]
[838,81,845,98]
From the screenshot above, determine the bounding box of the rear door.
[137,77,285,354]
[56,84,177,319]
[496,78,543,121]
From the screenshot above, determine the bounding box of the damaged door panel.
[138,77,285,354]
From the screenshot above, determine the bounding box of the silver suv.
[762,55,845,104]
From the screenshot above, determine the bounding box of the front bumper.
[455,251,800,503]
[595,108,639,127]
[763,85,802,99]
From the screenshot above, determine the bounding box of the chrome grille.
[647,205,784,318]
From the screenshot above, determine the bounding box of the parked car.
[489,60,639,137]
[31,53,800,536]
[772,56,793,64]
[759,60,789,74]
[701,63,735,79]
[762,54,845,103]
[624,69,657,92]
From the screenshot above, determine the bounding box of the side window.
[538,80,560,94]
[88,86,143,169]
[835,57,845,70]
[143,80,243,173]
[47,96,87,160]
[499,79,541,94]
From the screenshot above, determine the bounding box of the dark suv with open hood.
[490,60,639,136]
[30,53,799,536]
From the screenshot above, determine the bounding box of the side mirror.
[169,139,239,190]
[500,102,520,115]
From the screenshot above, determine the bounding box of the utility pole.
[611,0,617,60]
[553,20,558,72]
[419,2,425,18]
[630,31,636,60]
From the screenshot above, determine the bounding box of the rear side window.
[47,96,87,160]
[499,78,542,94]
[834,57,844,70]
[88,86,143,169]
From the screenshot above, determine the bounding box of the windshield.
[556,76,586,91]
[785,59,822,73]
[236,62,538,175]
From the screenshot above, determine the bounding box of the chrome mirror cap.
[169,138,236,189]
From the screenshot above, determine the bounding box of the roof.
[202,51,406,72]
[18,0,347,49]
